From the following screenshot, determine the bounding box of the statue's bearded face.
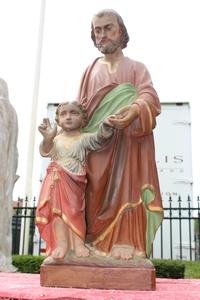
[96,39,121,55]
[92,15,121,54]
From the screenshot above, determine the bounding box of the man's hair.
[91,9,129,49]
[55,101,88,127]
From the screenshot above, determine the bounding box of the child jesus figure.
[36,101,114,264]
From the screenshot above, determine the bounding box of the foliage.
[152,259,185,278]
[12,255,45,274]
[184,260,200,278]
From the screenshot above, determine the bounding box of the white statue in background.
[0,78,18,272]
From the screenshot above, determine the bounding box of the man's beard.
[96,39,121,54]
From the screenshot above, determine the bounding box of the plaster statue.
[76,9,164,260]
[37,9,163,266]
[0,78,18,272]
[36,101,114,264]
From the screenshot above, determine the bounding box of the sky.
[0,0,200,200]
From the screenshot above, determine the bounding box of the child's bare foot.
[75,244,90,257]
[43,256,57,265]
[43,255,67,265]
[52,240,68,259]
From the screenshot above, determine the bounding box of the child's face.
[57,103,83,131]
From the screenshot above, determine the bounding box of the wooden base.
[40,255,156,290]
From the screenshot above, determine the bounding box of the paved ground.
[0,272,200,300]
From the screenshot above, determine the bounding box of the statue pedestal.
[40,255,156,290]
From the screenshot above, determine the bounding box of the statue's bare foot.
[75,244,90,257]
[43,256,58,265]
[134,249,146,258]
[52,240,68,259]
[110,245,134,260]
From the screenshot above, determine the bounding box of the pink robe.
[78,56,163,257]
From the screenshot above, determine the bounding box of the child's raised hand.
[38,118,57,140]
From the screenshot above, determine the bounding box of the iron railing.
[12,196,200,260]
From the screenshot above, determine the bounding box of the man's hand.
[103,115,116,127]
[107,104,140,129]
[38,118,57,140]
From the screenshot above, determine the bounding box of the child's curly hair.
[55,101,88,127]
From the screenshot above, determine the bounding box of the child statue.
[36,101,114,264]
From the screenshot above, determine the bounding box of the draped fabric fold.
[36,162,87,255]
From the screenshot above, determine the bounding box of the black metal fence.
[12,196,200,260]
[151,196,200,260]
[12,197,40,256]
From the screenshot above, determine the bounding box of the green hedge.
[13,256,187,278]
[152,259,185,278]
[12,255,45,274]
